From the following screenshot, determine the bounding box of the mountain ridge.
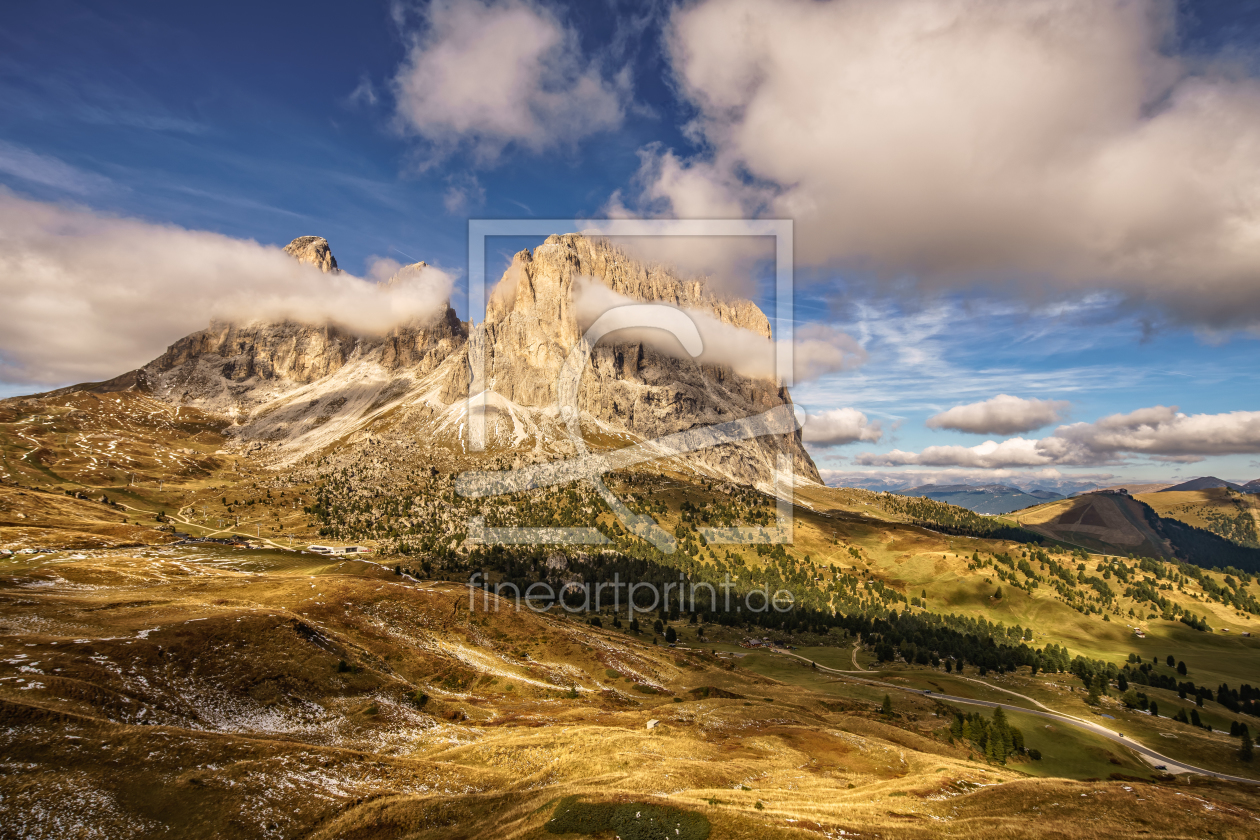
[1160,476,1245,493]
[13,233,818,491]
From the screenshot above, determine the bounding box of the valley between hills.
[3,236,1260,839]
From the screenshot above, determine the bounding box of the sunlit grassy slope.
[4,547,1260,839]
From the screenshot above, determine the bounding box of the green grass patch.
[1002,709,1155,782]
[546,796,709,839]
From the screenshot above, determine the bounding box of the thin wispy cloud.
[0,141,113,195]
[792,296,1147,415]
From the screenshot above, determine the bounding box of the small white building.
[307,545,372,556]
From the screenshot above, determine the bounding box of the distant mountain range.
[898,483,1064,514]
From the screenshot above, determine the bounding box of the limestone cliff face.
[128,234,818,487]
[153,321,358,386]
[282,236,339,273]
[476,234,818,484]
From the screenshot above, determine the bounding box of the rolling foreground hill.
[1138,488,1260,550]
[1010,491,1260,572]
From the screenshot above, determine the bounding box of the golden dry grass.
[2,548,1259,839]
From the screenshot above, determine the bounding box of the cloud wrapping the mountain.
[927,394,1070,434]
[637,0,1260,328]
[392,0,627,163]
[0,192,453,385]
[802,408,883,447]
[858,405,1260,468]
[572,279,866,384]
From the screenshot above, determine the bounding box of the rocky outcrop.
[282,236,339,273]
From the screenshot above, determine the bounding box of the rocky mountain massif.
[64,234,817,490]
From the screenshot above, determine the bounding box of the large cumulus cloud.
[927,394,1070,435]
[630,0,1260,328]
[802,407,884,448]
[392,0,628,164]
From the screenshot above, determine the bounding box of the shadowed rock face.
[282,235,339,273]
[85,235,819,487]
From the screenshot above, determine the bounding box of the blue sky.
[2,0,1259,490]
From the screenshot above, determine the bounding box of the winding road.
[770,648,1260,785]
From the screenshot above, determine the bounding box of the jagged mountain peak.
[382,260,431,288]
[282,235,339,274]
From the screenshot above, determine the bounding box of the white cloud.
[392,0,628,163]
[571,279,866,384]
[927,394,1070,434]
[817,467,1113,494]
[635,0,1260,328]
[857,437,1048,469]
[0,141,112,195]
[802,408,882,448]
[1047,406,1260,461]
[442,174,486,215]
[791,324,869,384]
[857,405,1260,468]
[0,191,453,385]
[347,76,378,107]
